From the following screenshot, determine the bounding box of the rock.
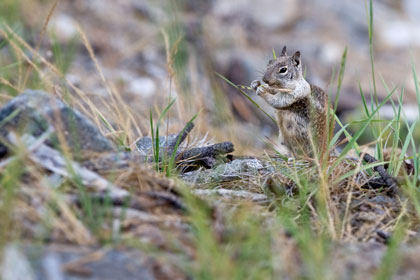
[135,134,178,156]
[182,158,274,185]
[132,1,165,22]
[0,90,115,156]
[128,77,157,98]
[213,0,298,29]
[403,0,420,23]
[82,151,146,172]
[135,132,234,169]
[21,245,157,280]
[1,244,36,280]
[379,104,419,123]
[178,142,234,162]
[192,189,268,202]
[48,14,79,43]
[378,20,420,48]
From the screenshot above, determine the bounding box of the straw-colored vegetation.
[1,0,420,279]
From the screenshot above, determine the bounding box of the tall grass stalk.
[0,155,24,257]
[367,0,377,105]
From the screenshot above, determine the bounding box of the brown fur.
[251,47,331,158]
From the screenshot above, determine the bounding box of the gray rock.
[193,189,268,202]
[0,90,115,156]
[1,244,36,280]
[379,104,419,123]
[403,0,420,22]
[22,245,156,280]
[213,0,298,29]
[182,158,274,185]
[127,77,156,98]
[48,14,78,43]
[135,134,178,156]
[378,20,420,48]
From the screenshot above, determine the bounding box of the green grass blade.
[332,88,396,170]
[215,72,277,125]
[359,83,371,118]
[167,112,200,177]
[98,113,115,134]
[367,0,377,105]
[411,58,420,116]
[158,98,177,123]
[149,109,159,171]
[394,119,418,176]
[149,98,177,171]
[388,89,404,174]
[333,160,390,185]
[328,122,351,151]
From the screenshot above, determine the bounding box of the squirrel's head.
[262,46,303,89]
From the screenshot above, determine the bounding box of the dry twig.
[363,153,399,194]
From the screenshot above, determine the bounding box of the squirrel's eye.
[278,67,288,74]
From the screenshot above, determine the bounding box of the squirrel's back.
[253,46,333,157]
[310,84,332,156]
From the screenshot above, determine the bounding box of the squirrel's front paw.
[256,85,268,96]
[250,80,261,91]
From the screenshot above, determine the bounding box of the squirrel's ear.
[293,51,301,66]
[281,46,287,56]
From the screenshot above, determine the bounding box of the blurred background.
[1,0,420,154]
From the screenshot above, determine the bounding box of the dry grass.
[1,1,420,279]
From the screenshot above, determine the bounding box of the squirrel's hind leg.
[276,132,291,157]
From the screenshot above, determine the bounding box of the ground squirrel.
[251,46,331,158]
